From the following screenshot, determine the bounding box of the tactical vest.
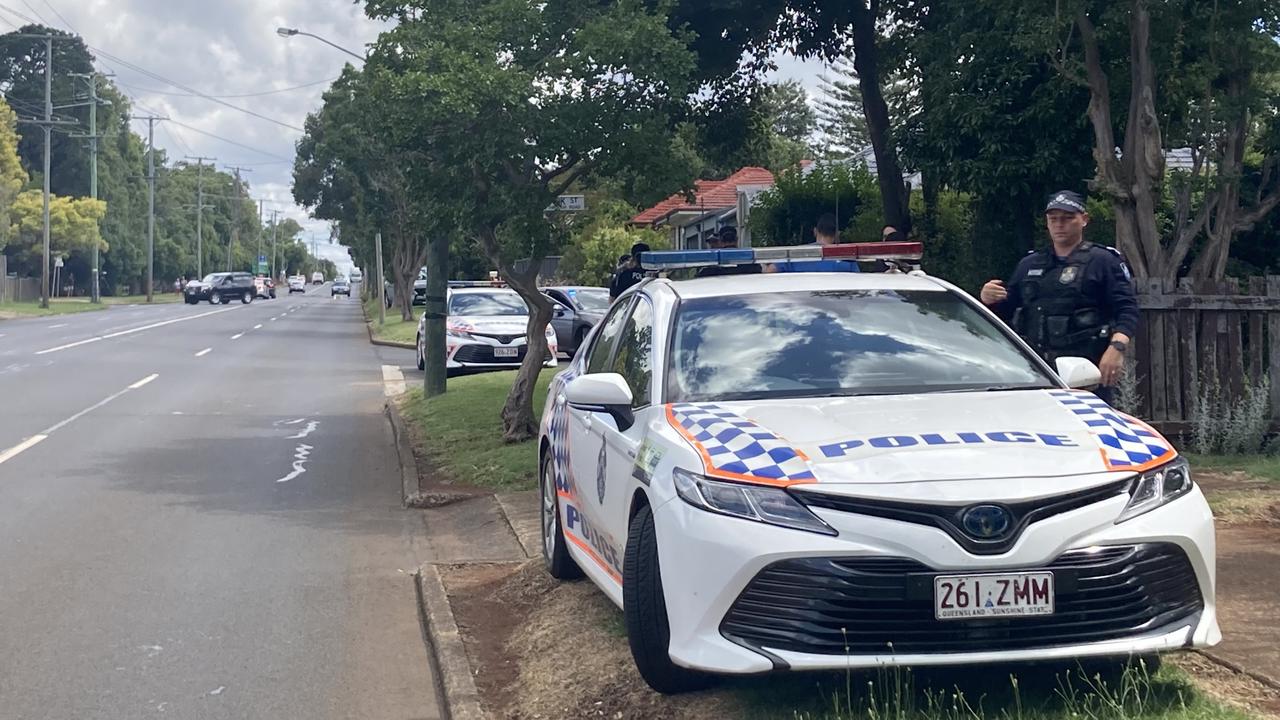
[1013,243,1111,362]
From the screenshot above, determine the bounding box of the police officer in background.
[980,190,1139,403]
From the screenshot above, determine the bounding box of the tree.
[0,26,95,197]
[749,163,876,246]
[670,0,915,232]
[364,0,697,440]
[1051,0,1280,280]
[6,190,106,270]
[0,99,28,252]
[815,56,909,159]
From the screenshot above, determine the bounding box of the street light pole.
[275,27,365,62]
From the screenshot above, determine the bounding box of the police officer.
[980,190,1139,402]
[609,243,649,301]
[696,227,761,277]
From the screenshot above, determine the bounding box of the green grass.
[100,294,183,305]
[0,300,106,317]
[1185,454,1280,482]
[399,369,557,491]
[732,661,1254,720]
[363,295,420,345]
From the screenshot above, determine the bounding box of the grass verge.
[399,369,556,492]
[1187,454,1280,483]
[100,294,184,305]
[735,660,1255,720]
[363,295,419,345]
[0,300,106,317]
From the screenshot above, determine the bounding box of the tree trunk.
[474,226,552,443]
[850,1,911,234]
[422,234,450,398]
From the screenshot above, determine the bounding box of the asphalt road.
[0,285,440,719]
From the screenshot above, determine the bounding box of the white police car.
[537,243,1219,693]
[416,284,558,374]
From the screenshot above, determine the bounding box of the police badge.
[596,443,608,504]
[1059,266,1078,284]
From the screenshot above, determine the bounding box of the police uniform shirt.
[990,242,1140,358]
[696,263,762,277]
[609,266,646,300]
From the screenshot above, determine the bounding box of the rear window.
[667,289,1052,402]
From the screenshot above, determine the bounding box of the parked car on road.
[288,276,306,294]
[537,244,1219,694]
[541,285,609,356]
[254,276,276,299]
[311,272,324,285]
[415,286,558,375]
[331,277,351,297]
[184,272,256,305]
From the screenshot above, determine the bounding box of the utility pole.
[70,72,112,303]
[224,166,251,271]
[257,198,265,274]
[12,33,73,309]
[375,231,385,325]
[184,156,215,278]
[130,115,164,303]
[269,210,280,279]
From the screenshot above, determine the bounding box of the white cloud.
[3,0,386,273]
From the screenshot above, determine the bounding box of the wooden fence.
[1133,276,1280,433]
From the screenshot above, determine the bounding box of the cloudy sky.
[0,0,824,274]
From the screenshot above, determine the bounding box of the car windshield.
[567,288,609,312]
[668,289,1053,402]
[201,274,221,284]
[449,291,528,317]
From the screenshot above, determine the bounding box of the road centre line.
[231,333,244,340]
[195,348,212,357]
[0,434,47,466]
[47,323,68,329]
[41,373,160,436]
[35,306,241,355]
[254,324,262,330]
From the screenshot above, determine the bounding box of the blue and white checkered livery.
[1047,390,1175,470]
[666,403,816,485]
[546,367,581,498]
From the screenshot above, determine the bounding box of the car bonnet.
[663,389,1175,487]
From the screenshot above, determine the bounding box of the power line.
[0,2,305,132]
[17,0,48,26]
[162,118,292,161]
[115,76,337,99]
[37,0,76,34]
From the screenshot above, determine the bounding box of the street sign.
[53,256,63,268]
[548,194,586,212]
[257,255,268,274]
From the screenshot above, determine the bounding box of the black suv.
[184,272,257,305]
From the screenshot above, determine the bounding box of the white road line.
[129,373,159,389]
[231,333,244,340]
[253,324,262,330]
[0,434,47,465]
[269,317,277,321]
[41,373,160,435]
[287,420,320,440]
[195,347,212,357]
[35,306,241,355]
[47,323,68,329]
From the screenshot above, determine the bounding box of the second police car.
[537,242,1218,693]
[416,283,559,375]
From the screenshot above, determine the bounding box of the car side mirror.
[1055,356,1102,389]
[553,303,569,318]
[565,373,634,431]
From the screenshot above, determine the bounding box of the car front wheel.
[540,452,582,580]
[210,291,221,305]
[416,333,426,371]
[623,504,713,694]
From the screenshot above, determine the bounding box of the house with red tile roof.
[629,167,777,249]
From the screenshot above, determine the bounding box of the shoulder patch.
[1098,245,1133,280]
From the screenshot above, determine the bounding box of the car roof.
[449,286,519,295]
[542,285,606,293]
[646,271,948,301]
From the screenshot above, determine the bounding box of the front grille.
[453,345,552,364]
[471,332,523,344]
[794,478,1133,555]
[720,543,1202,656]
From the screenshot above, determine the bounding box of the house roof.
[630,167,775,226]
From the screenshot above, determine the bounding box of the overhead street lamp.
[276,27,365,62]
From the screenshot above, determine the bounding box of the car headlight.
[1117,456,1193,523]
[672,467,835,536]
[447,323,474,339]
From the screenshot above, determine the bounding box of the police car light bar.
[447,280,507,288]
[638,241,924,270]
